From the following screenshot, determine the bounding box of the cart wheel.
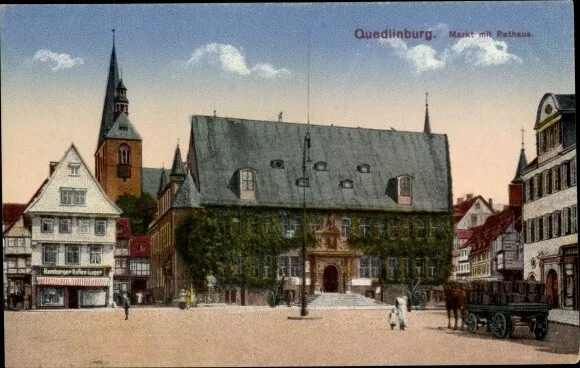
[491,312,508,338]
[267,291,276,308]
[466,312,478,333]
[534,315,548,341]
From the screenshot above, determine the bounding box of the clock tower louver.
[95,31,143,202]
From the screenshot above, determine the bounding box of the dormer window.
[314,161,327,171]
[239,168,256,200]
[397,175,412,205]
[270,160,284,169]
[340,179,353,189]
[296,178,310,187]
[358,164,370,173]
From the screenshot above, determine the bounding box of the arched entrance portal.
[546,269,559,308]
[323,265,339,292]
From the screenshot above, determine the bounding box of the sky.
[1,2,575,207]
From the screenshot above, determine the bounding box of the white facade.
[455,197,494,230]
[452,196,494,280]
[522,93,577,310]
[25,144,121,308]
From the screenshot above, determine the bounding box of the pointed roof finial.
[170,141,186,177]
[112,29,115,47]
[423,92,432,134]
[521,127,525,150]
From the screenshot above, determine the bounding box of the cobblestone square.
[4,307,578,367]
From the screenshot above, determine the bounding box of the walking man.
[123,294,130,320]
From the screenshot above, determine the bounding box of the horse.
[443,281,467,330]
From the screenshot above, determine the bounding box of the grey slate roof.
[171,144,186,176]
[188,116,452,212]
[173,171,202,208]
[97,45,120,149]
[555,94,576,111]
[105,113,142,141]
[157,168,168,195]
[514,148,527,181]
[142,167,169,198]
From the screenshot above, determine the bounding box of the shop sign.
[41,267,106,277]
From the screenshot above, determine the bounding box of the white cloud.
[451,37,522,66]
[32,49,84,71]
[379,38,445,74]
[379,33,522,73]
[187,43,290,79]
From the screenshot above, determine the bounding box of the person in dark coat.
[123,294,130,320]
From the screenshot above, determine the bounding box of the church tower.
[95,31,143,202]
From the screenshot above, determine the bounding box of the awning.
[36,277,110,287]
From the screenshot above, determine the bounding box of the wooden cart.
[465,302,550,340]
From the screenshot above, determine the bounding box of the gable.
[189,115,452,212]
[454,196,493,228]
[26,144,122,216]
[535,93,576,130]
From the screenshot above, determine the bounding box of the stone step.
[307,292,380,307]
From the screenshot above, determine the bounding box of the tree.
[175,210,223,292]
[116,193,157,235]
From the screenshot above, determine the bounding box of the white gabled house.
[25,144,121,308]
[452,194,495,281]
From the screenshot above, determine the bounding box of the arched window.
[118,144,131,165]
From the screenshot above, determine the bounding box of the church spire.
[170,142,186,177]
[97,29,120,149]
[423,92,432,134]
[514,128,528,181]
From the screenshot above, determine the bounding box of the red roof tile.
[116,218,132,238]
[3,179,48,234]
[455,229,473,240]
[466,208,516,255]
[2,203,28,225]
[130,236,150,257]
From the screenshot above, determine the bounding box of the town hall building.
[147,102,454,304]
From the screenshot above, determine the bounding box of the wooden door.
[546,269,558,308]
[323,265,339,292]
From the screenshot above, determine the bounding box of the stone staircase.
[307,292,383,308]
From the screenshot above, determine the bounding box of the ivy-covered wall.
[174,206,453,293]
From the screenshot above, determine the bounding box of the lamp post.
[300,130,311,317]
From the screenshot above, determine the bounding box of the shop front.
[33,266,111,309]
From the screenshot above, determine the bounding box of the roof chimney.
[488,198,493,209]
[457,197,464,204]
[49,161,58,176]
[466,193,474,201]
